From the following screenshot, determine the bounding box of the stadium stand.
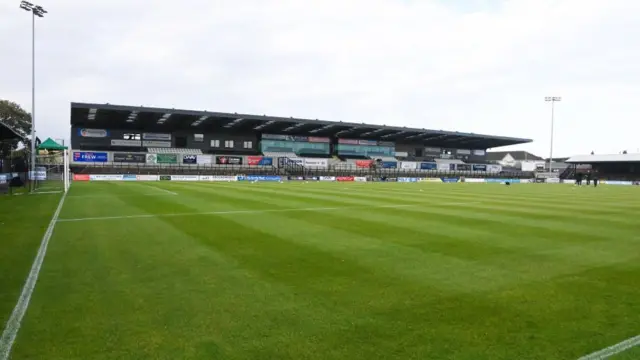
[566,153,640,182]
[69,102,534,180]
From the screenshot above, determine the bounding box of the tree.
[0,100,32,158]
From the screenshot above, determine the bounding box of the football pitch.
[1,181,639,359]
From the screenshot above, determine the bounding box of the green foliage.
[0,99,31,158]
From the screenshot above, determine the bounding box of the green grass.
[0,193,61,330]
[2,181,640,359]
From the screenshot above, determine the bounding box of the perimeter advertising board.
[400,162,418,169]
[89,175,124,181]
[113,153,145,163]
[216,156,243,165]
[73,151,108,163]
[303,158,328,168]
[247,156,274,166]
[157,154,178,164]
[183,155,197,164]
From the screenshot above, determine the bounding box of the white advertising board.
[400,162,418,169]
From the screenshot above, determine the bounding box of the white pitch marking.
[67,193,177,199]
[55,201,478,223]
[139,183,178,196]
[0,192,67,360]
[577,334,640,360]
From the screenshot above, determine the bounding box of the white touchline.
[0,192,67,360]
[55,201,478,223]
[577,334,640,360]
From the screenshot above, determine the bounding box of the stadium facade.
[69,102,535,180]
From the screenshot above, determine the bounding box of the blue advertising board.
[183,155,197,164]
[441,177,460,183]
[485,178,521,183]
[259,157,273,166]
[73,151,108,163]
[398,177,418,183]
[472,164,487,171]
[245,175,281,182]
[123,174,137,181]
[420,162,437,170]
[381,161,397,168]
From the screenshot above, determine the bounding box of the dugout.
[0,121,27,194]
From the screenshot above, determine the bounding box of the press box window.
[224,140,234,148]
[210,140,220,148]
[243,141,252,149]
[194,134,204,142]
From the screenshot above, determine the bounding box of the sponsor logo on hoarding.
[197,155,213,165]
[358,139,377,145]
[354,177,367,182]
[198,176,238,181]
[473,149,486,156]
[420,162,437,170]
[381,161,397,168]
[398,178,418,182]
[73,151,108,163]
[146,154,157,164]
[456,149,471,155]
[424,147,441,153]
[157,154,177,164]
[487,165,502,173]
[472,164,487,171]
[183,155,198,164]
[419,178,441,182]
[336,176,354,182]
[216,156,243,165]
[456,164,471,171]
[303,158,328,168]
[245,175,281,182]
[464,178,485,183]
[562,179,576,184]
[603,180,633,185]
[441,177,460,183]
[278,157,303,166]
[160,175,171,181]
[143,133,172,141]
[136,175,159,181]
[307,136,331,143]
[111,139,142,147]
[355,160,373,168]
[546,178,560,184]
[123,174,137,181]
[338,138,359,145]
[78,128,109,138]
[400,162,417,169]
[247,156,274,166]
[73,174,90,181]
[113,153,146,163]
[142,140,171,147]
[170,175,199,181]
[319,176,336,181]
[89,175,124,181]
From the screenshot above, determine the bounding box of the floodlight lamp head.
[19,1,33,11]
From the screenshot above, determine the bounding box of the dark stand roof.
[0,121,24,141]
[71,102,532,149]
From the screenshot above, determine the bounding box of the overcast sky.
[1,0,639,157]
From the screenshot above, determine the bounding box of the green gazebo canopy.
[38,138,67,151]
